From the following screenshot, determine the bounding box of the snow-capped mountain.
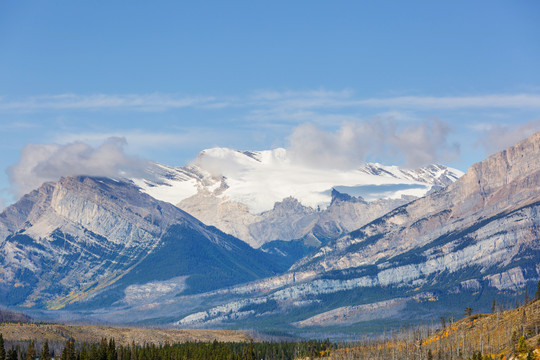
[135,148,462,212]
[66,132,539,331]
[132,148,463,247]
[1,134,538,333]
[160,132,540,329]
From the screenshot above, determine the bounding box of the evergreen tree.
[0,334,6,360]
[491,299,497,313]
[536,280,540,300]
[6,349,16,360]
[517,336,529,353]
[107,339,116,360]
[61,339,76,360]
[25,341,36,360]
[98,338,107,360]
[465,307,473,316]
[39,342,51,360]
[247,340,255,360]
[512,331,519,345]
[79,345,88,360]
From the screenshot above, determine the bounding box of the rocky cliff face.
[0,176,280,309]
[3,134,535,331]
[293,132,540,275]
[130,132,539,330]
[178,188,421,248]
[133,149,463,248]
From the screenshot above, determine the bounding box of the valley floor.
[0,322,251,346]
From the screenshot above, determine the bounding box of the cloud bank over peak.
[475,119,540,156]
[7,137,150,197]
[287,118,459,170]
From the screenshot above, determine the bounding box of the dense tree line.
[0,335,333,360]
[328,297,540,360]
[1,288,539,360]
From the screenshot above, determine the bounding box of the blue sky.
[1,1,540,207]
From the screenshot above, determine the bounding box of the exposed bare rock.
[294,132,540,274]
[179,193,259,244]
[293,293,434,327]
[0,176,280,309]
[133,149,462,248]
[179,189,423,248]
[164,132,540,329]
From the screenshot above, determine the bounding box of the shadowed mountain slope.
[0,176,281,309]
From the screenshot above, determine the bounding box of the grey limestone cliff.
[0,176,280,309]
[164,132,540,329]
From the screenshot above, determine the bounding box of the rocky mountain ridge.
[0,176,281,309]
[102,132,539,331]
[132,148,463,247]
[2,134,538,334]
[293,131,540,274]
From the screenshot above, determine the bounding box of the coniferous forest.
[0,335,333,360]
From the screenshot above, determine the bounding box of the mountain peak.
[330,188,365,204]
[447,130,540,216]
[130,149,464,247]
[168,131,540,330]
[137,149,463,215]
[293,130,540,276]
[0,174,281,309]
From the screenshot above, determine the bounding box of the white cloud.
[0,93,219,112]
[244,91,540,126]
[0,121,43,130]
[54,128,246,153]
[250,90,540,112]
[250,89,354,108]
[7,138,151,197]
[288,122,372,170]
[355,94,540,109]
[374,111,418,122]
[386,118,459,167]
[287,118,459,169]
[191,149,251,179]
[58,131,199,148]
[247,108,363,124]
[475,119,540,156]
[2,91,540,114]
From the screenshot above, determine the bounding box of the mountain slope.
[136,148,462,213]
[328,299,540,359]
[293,131,540,276]
[146,132,540,330]
[0,176,281,309]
